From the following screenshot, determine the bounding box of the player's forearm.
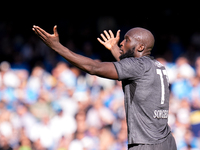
[54,43,99,74]
[110,45,121,61]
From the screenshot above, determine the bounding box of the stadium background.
[0,4,200,150]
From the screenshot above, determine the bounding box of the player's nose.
[120,39,125,47]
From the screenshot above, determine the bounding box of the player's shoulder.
[139,55,154,62]
[123,55,152,62]
[140,56,166,66]
[118,56,154,69]
[153,59,165,68]
[136,56,155,68]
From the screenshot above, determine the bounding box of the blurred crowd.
[2,55,200,150]
[0,60,126,150]
[1,17,200,150]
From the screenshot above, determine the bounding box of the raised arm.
[32,25,118,80]
[97,30,121,61]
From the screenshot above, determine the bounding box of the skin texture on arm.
[32,25,119,80]
[97,30,121,61]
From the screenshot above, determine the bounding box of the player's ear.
[137,44,145,52]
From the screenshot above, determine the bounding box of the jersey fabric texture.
[113,56,172,145]
[128,133,177,150]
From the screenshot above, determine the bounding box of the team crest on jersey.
[154,61,164,68]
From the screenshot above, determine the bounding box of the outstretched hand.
[32,25,60,50]
[97,30,120,50]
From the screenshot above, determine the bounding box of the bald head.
[126,27,155,52]
[120,27,155,59]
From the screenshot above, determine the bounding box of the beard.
[119,47,135,60]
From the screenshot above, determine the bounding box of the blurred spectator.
[0,61,20,88]
[50,109,77,143]
[171,57,195,100]
[99,127,115,150]
[86,98,115,129]
[52,62,77,90]
[177,129,199,150]
[0,134,13,150]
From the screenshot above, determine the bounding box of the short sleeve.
[113,57,146,81]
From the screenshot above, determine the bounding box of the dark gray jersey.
[113,56,171,145]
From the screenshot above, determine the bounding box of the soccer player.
[32,25,177,150]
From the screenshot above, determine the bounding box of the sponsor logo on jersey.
[153,110,168,119]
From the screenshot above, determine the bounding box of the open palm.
[32,25,60,50]
[97,30,120,50]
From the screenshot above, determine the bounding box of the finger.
[97,38,105,45]
[35,30,46,41]
[116,30,120,40]
[32,27,39,36]
[33,27,46,41]
[109,30,114,38]
[104,30,111,39]
[34,25,49,37]
[116,30,120,38]
[53,25,59,37]
[100,33,107,42]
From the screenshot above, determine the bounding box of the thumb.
[53,25,59,36]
